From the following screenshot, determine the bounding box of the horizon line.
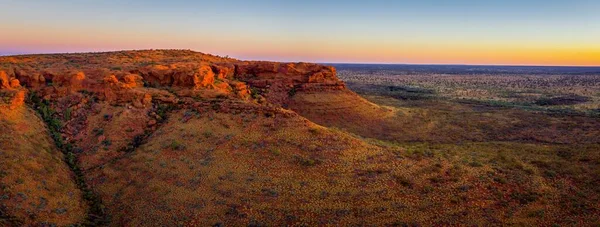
[1,49,599,68]
[321,62,600,68]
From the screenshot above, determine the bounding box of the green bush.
[288,86,297,97]
[101,139,112,147]
[93,128,104,136]
[170,140,186,151]
[65,107,72,120]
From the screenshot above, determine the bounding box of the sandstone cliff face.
[234,61,343,90]
[0,51,357,177]
[234,61,345,105]
[0,70,27,110]
[0,70,22,90]
[0,51,346,109]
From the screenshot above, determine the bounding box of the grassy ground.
[85,104,393,226]
[314,72,600,225]
[0,96,87,226]
[359,95,600,144]
[80,101,600,225]
[341,72,600,113]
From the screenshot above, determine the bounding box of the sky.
[0,0,599,66]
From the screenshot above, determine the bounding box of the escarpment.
[0,51,367,166]
[0,51,347,108]
[234,61,346,105]
[0,50,391,225]
[0,50,390,226]
[0,50,389,154]
[0,71,26,110]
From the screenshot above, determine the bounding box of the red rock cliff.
[0,50,346,108]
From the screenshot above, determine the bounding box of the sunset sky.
[1,0,599,66]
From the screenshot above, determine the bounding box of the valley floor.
[321,71,600,225]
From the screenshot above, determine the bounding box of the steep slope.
[84,100,400,226]
[1,50,392,140]
[0,89,87,226]
[232,61,398,139]
[287,90,400,139]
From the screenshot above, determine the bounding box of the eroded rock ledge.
[0,50,345,109]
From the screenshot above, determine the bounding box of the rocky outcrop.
[0,50,347,109]
[13,69,45,89]
[46,71,86,90]
[0,70,23,90]
[234,62,343,88]
[101,75,157,108]
[0,70,10,89]
[135,64,216,89]
[0,70,27,109]
[122,74,144,88]
[233,61,345,105]
[9,78,21,88]
[212,63,236,79]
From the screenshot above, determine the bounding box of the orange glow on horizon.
[1,25,598,66]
